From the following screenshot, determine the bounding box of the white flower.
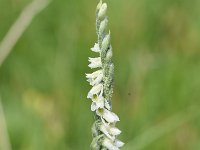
[91,96,105,111]
[100,124,121,140]
[103,138,119,150]
[91,43,100,52]
[100,124,115,141]
[86,70,103,86]
[109,127,121,136]
[102,109,120,123]
[97,108,120,123]
[114,140,124,148]
[88,57,102,68]
[87,83,103,99]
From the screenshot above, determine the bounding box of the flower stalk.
[86,0,124,149]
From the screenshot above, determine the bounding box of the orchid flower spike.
[86,0,124,149]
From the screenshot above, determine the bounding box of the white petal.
[103,138,119,150]
[91,73,103,86]
[91,96,105,111]
[96,96,104,108]
[89,73,103,86]
[87,84,103,99]
[105,99,111,110]
[91,43,100,52]
[103,109,120,123]
[110,127,121,136]
[86,70,102,79]
[114,140,124,148]
[88,57,102,68]
[100,125,114,141]
[91,102,97,111]
[86,70,103,86]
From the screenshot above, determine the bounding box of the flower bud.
[105,48,113,62]
[90,135,104,150]
[101,32,111,52]
[96,0,102,13]
[98,3,107,19]
[91,121,99,137]
[99,18,108,36]
[108,63,114,83]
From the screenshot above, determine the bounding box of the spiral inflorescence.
[86,1,124,150]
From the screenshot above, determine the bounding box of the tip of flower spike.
[98,3,107,19]
[96,0,103,12]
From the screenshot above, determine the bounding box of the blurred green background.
[0,0,200,150]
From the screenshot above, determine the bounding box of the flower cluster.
[86,0,124,149]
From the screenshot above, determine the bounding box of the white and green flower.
[87,83,103,99]
[91,96,105,111]
[96,108,120,123]
[86,70,103,86]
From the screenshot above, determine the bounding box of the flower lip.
[88,57,102,69]
[91,43,100,52]
[91,96,105,111]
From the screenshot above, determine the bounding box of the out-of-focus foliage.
[0,0,200,150]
